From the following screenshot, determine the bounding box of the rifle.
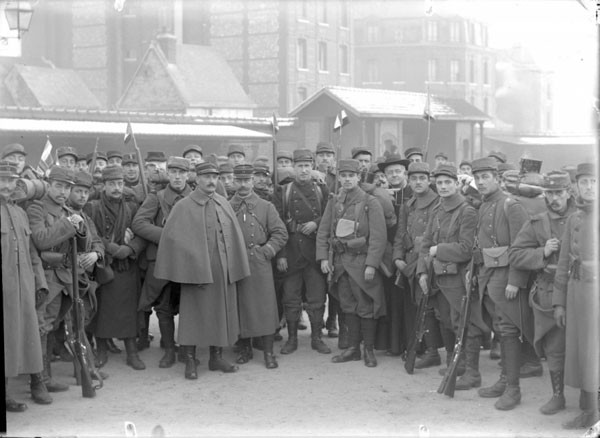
[89,137,99,175]
[65,235,99,398]
[128,122,148,199]
[404,256,433,374]
[438,257,477,397]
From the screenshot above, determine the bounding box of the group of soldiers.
[2,139,598,430]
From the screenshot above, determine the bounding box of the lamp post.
[4,0,34,39]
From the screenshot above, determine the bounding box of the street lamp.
[4,1,34,39]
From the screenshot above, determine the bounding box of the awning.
[0,118,272,139]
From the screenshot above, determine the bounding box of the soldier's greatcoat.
[230,191,288,337]
[2,199,46,376]
[552,204,600,392]
[154,189,250,346]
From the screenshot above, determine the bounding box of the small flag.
[124,122,133,144]
[333,109,349,132]
[271,113,279,134]
[37,136,54,173]
[422,90,436,121]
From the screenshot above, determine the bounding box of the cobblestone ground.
[5,315,588,437]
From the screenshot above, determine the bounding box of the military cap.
[234,164,255,178]
[77,153,87,162]
[182,144,203,157]
[315,142,335,155]
[459,160,472,168]
[560,165,577,183]
[433,164,458,180]
[107,150,123,160]
[575,162,595,179]
[0,160,19,178]
[102,165,124,181]
[167,156,190,172]
[73,171,93,188]
[435,151,448,160]
[145,151,167,162]
[56,146,78,160]
[48,165,76,184]
[218,163,233,174]
[351,147,372,159]
[521,172,544,187]
[498,162,517,174]
[86,151,107,164]
[227,144,245,157]
[196,162,219,175]
[122,153,137,165]
[404,147,424,159]
[293,149,313,163]
[338,159,360,173]
[488,151,507,163]
[276,167,296,184]
[408,162,431,176]
[471,157,499,173]
[277,150,294,161]
[543,171,571,191]
[1,143,27,159]
[253,163,271,176]
[253,155,270,165]
[377,154,410,173]
[502,170,521,184]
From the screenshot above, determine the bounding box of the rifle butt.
[81,372,96,398]
[404,351,416,375]
[442,366,459,398]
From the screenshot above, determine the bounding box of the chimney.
[156,31,177,64]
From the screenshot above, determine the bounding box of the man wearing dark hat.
[459,160,472,176]
[253,163,272,202]
[182,145,203,167]
[273,149,332,355]
[276,150,294,169]
[470,157,532,411]
[351,147,372,172]
[509,171,575,416]
[418,164,488,388]
[122,153,145,204]
[107,150,123,167]
[405,147,424,163]
[27,166,86,393]
[154,162,250,379]
[1,160,52,409]
[393,162,441,365]
[315,141,336,192]
[316,159,387,367]
[2,143,28,175]
[552,162,599,429]
[229,164,288,369]
[488,151,507,164]
[218,163,235,198]
[145,151,167,172]
[56,146,78,171]
[227,144,246,167]
[434,152,449,168]
[87,151,108,172]
[84,165,147,371]
[132,157,192,369]
[76,154,89,173]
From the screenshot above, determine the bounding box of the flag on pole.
[124,122,133,144]
[422,89,436,121]
[333,109,349,132]
[37,136,54,173]
[271,113,279,134]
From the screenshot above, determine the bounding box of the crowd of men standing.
[1,139,598,430]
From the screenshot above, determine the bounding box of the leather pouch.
[432,259,459,275]
[482,246,509,268]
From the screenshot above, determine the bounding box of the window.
[367,25,379,43]
[297,38,307,69]
[426,21,438,41]
[339,44,349,74]
[469,57,475,83]
[340,0,349,27]
[483,59,489,84]
[366,59,379,82]
[318,2,327,24]
[449,22,460,42]
[299,0,308,20]
[298,86,308,103]
[450,59,460,82]
[428,59,437,81]
[318,41,328,71]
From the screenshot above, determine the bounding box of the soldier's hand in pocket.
[364,266,375,281]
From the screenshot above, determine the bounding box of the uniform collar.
[483,188,504,203]
[441,192,465,211]
[230,190,259,209]
[41,193,68,216]
[408,188,437,208]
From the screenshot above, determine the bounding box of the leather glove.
[35,288,48,308]
[112,245,133,260]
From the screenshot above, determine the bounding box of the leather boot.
[414,313,441,368]
[280,318,299,355]
[540,370,566,415]
[136,311,152,351]
[332,313,361,363]
[361,318,378,368]
[438,350,466,377]
[308,308,331,354]
[262,335,278,369]
[50,328,73,362]
[564,391,600,429]
[438,328,465,376]
[158,318,176,368]
[489,335,501,360]
[519,338,543,378]
[495,336,521,410]
[183,345,198,379]
[251,337,264,351]
[30,373,52,404]
[479,338,507,398]
[209,346,238,373]
[325,295,339,338]
[455,336,482,390]
[124,338,146,370]
[41,333,69,392]
[6,378,27,412]
[337,312,349,349]
[106,338,122,353]
[95,337,109,368]
[236,338,253,364]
